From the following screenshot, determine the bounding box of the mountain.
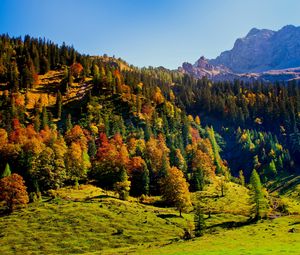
[180,25,300,82]
[211,25,300,73]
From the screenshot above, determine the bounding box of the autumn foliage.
[0,173,29,212]
[161,166,191,216]
[70,63,83,78]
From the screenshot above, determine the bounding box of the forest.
[0,35,299,255]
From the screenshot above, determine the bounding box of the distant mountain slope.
[179,25,300,82]
[211,25,300,73]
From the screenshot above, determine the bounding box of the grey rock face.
[210,25,300,73]
[179,25,300,82]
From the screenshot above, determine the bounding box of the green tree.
[114,167,131,200]
[266,160,277,178]
[250,169,268,220]
[41,106,49,130]
[239,170,245,186]
[194,204,206,237]
[34,113,41,132]
[66,113,73,131]
[56,91,62,119]
[1,163,11,178]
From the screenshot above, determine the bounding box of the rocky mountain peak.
[179,25,300,82]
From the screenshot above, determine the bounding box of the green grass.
[0,184,299,255]
[100,216,300,255]
[0,185,189,255]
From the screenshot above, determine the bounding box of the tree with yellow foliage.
[161,166,191,217]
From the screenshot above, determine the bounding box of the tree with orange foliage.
[0,173,29,212]
[65,125,88,151]
[93,133,130,189]
[161,166,191,216]
[153,87,165,105]
[127,156,149,196]
[70,63,83,78]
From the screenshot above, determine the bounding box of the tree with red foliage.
[0,173,29,212]
[70,63,83,78]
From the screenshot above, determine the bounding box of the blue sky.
[1,0,300,69]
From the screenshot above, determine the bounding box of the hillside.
[0,34,299,255]
[0,183,299,255]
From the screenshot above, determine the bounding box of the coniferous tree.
[41,106,49,130]
[114,167,131,201]
[34,113,41,132]
[194,204,206,237]
[1,163,11,178]
[66,113,73,131]
[56,91,62,119]
[250,169,267,220]
[88,137,97,159]
[239,170,245,186]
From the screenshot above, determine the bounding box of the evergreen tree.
[266,160,277,178]
[144,121,152,141]
[114,167,131,200]
[250,169,267,220]
[88,137,97,159]
[239,170,245,186]
[194,204,206,237]
[34,113,41,132]
[159,153,169,179]
[1,163,11,178]
[56,91,62,119]
[41,106,49,130]
[141,164,150,195]
[66,113,73,131]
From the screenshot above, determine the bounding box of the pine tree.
[66,113,73,131]
[144,121,152,141]
[239,170,245,186]
[41,106,49,130]
[250,169,267,220]
[159,153,169,179]
[141,164,150,195]
[88,137,97,159]
[34,113,41,132]
[266,160,277,178]
[56,91,62,119]
[1,163,11,178]
[114,167,131,200]
[194,204,206,237]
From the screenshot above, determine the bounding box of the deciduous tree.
[0,173,29,212]
[161,166,191,216]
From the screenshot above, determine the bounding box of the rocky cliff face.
[210,25,300,73]
[179,25,300,82]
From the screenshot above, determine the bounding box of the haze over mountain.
[180,25,300,82]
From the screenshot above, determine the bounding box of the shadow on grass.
[157,214,181,219]
[85,194,116,200]
[207,217,257,230]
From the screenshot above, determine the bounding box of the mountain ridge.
[179,25,300,82]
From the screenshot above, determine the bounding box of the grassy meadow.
[0,183,299,255]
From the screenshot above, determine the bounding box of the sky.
[0,0,300,69]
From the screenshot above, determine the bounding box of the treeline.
[0,34,93,91]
